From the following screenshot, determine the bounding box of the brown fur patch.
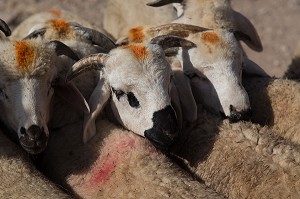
[15,41,36,72]
[201,32,220,44]
[124,45,148,60]
[48,10,62,16]
[49,18,71,37]
[129,26,145,43]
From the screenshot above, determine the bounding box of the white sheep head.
[67,35,196,151]
[0,38,88,154]
[24,18,116,55]
[116,23,269,122]
[146,0,263,53]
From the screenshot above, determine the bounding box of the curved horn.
[70,23,116,52]
[66,53,107,82]
[49,40,80,61]
[150,35,196,50]
[148,23,210,38]
[0,18,11,36]
[147,0,183,7]
[232,11,263,52]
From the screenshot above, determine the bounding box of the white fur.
[0,39,57,139]
[75,43,175,143]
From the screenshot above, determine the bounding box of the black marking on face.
[127,92,140,108]
[144,105,178,152]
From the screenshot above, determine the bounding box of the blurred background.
[0,0,300,77]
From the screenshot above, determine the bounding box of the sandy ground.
[0,0,300,77]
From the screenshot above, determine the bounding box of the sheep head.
[0,39,88,154]
[24,18,116,54]
[67,35,196,151]
[117,24,268,122]
[146,0,263,52]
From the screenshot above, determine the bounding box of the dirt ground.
[0,0,300,77]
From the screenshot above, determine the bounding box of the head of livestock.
[67,35,196,151]
[0,38,87,154]
[117,23,269,122]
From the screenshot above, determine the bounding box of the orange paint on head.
[201,32,220,44]
[129,26,145,43]
[49,18,71,36]
[48,10,62,16]
[15,41,36,72]
[124,45,148,60]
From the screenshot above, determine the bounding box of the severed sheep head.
[67,35,196,151]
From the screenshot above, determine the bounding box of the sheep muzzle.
[19,125,48,154]
[144,105,178,152]
[229,105,252,123]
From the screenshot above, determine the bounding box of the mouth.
[229,105,252,123]
[144,129,176,153]
[21,145,46,154]
[219,110,251,123]
[19,137,48,155]
[20,142,47,154]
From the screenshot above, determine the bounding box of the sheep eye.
[127,92,140,108]
[0,88,8,99]
[112,87,125,100]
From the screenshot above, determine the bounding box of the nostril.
[26,125,44,139]
[229,106,252,123]
[20,127,26,135]
[229,112,242,123]
[229,105,234,112]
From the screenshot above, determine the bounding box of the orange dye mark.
[201,31,220,44]
[129,26,145,43]
[15,41,35,72]
[124,45,148,60]
[49,18,71,36]
[48,10,62,16]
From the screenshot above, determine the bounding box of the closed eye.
[112,87,140,108]
[0,88,8,99]
[112,87,125,100]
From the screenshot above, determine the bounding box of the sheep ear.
[52,78,90,114]
[233,11,263,52]
[243,58,270,77]
[116,36,129,46]
[173,69,197,123]
[23,24,47,40]
[83,77,111,143]
[49,40,80,61]
[170,81,183,130]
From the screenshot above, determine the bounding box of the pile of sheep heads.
[117,23,268,124]
[0,13,197,154]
